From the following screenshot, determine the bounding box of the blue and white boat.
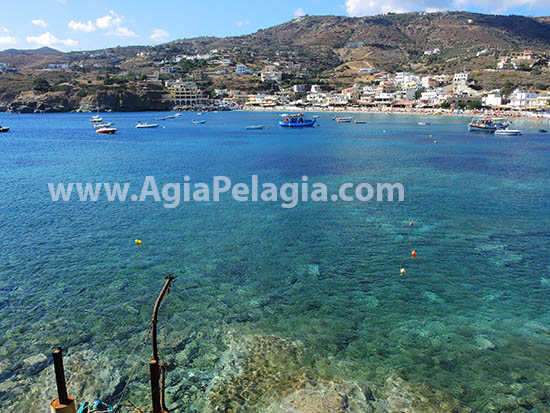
[279,113,316,128]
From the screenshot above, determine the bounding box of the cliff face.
[4,89,171,113]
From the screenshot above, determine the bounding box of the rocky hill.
[1,11,549,112]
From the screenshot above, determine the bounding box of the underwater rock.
[265,380,374,413]
[540,278,550,288]
[206,332,471,413]
[423,291,445,304]
[21,353,48,375]
[379,374,471,412]
[474,335,496,350]
[524,321,549,335]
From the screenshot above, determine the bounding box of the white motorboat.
[93,122,114,129]
[192,120,206,124]
[246,125,265,130]
[136,122,159,128]
[96,127,117,135]
[495,129,522,136]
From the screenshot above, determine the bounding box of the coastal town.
[1,12,550,118]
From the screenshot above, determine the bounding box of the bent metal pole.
[150,275,174,413]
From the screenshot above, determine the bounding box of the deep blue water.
[1,111,550,411]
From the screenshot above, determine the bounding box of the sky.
[1,0,549,52]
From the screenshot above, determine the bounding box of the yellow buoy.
[135,239,142,245]
[400,268,406,276]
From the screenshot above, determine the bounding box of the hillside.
[1,11,549,112]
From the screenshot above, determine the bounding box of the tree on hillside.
[32,78,50,93]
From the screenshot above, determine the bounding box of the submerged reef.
[206,332,471,413]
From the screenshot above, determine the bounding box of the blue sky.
[1,0,549,52]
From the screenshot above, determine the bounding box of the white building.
[165,80,208,106]
[453,72,469,83]
[310,85,322,93]
[509,89,538,109]
[482,90,503,107]
[235,64,248,75]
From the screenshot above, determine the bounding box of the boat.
[335,117,352,123]
[495,129,522,136]
[93,122,114,129]
[246,125,265,130]
[96,127,117,134]
[279,113,316,128]
[192,120,206,124]
[468,117,497,133]
[354,120,366,124]
[418,122,431,125]
[538,129,548,133]
[174,113,182,117]
[493,118,511,130]
[162,115,176,120]
[0,126,9,132]
[136,122,159,128]
[90,115,103,123]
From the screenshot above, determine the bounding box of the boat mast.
[150,275,174,413]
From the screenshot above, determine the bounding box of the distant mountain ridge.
[0,46,63,56]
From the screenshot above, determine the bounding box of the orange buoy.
[409,221,414,227]
[411,250,417,258]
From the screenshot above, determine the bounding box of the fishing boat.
[354,120,366,124]
[93,122,114,129]
[192,120,206,124]
[495,129,522,136]
[96,127,117,134]
[246,125,264,130]
[335,117,352,123]
[279,113,316,128]
[136,122,159,128]
[469,117,497,133]
[0,126,9,132]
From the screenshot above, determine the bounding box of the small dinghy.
[354,120,366,124]
[0,126,9,132]
[246,125,264,130]
[418,122,431,125]
[495,129,522,136]
[192,120,206,124]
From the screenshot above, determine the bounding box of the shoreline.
[240,105,550,122]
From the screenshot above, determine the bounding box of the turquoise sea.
[1,111,550,412]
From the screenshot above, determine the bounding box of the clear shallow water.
[1,111,550,411]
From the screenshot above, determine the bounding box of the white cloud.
[0,27,9,33]
[109,26,138,37]
[68,20,96,32]
[235,20,250,27]
[96,10,138,37]
[96,10,122,29]
[26,32,78,47]
[294,8,306,17]
[0,35,17,45]
[32,19,48,28]
[150,28,169,42]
